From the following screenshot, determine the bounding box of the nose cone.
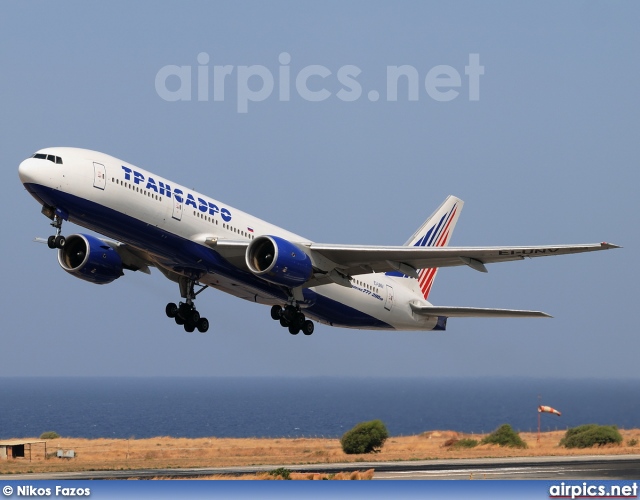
[18,158,39,185]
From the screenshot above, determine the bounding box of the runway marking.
[380,467,610,478]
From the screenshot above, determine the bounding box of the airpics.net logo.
[155,52,484,113]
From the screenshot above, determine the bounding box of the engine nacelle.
[58,234,124,285]
[245,235,313,287]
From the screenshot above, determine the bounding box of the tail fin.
[387,195,463,300]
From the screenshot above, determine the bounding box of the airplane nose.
[18,158,38,184]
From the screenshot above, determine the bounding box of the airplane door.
[93,162,106,190]
[172,197,183,221]
[384,285,394,311]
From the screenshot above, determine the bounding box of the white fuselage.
[19,147,438,331]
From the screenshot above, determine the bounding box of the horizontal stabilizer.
[410,302,552,318]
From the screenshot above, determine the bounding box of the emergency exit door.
[93,162,106,190]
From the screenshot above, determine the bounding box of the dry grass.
[2,429,639,475]
[149,469,375,480]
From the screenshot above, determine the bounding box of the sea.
[0,377,638,440]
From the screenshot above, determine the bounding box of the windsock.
[538,405,561,416]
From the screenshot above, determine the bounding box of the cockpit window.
[32,153,63,164]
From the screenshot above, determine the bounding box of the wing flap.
[103,240,153,274]
[193,236,251,270]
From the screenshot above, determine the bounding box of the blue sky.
[1,2,637,378]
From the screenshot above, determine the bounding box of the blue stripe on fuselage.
[23,183,392,329]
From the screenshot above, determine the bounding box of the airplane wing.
[308,242,620,277]
[409,302,552,318]
[207,237,618,286]
[202,238,250,270]
[103,240,154,274]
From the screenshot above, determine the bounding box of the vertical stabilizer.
[387,195,463,300]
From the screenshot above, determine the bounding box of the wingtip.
[601,242,622,249]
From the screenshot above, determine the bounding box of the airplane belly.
[313,281,440,331]
[200,274,280,304]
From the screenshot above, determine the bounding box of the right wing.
[309,242,620,277]
[207,237,619,288]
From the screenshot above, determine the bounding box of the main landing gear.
[270,304,314,335]
[165,277,209,333]
[47,214,65,249]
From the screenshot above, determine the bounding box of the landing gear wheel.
[279,317,289,328]
[270,305,282,320]
[296,312,305,328]
[47,214,65,250]
[197,317,209,333]
[188,309,200,324]
[288,325,300,335]
[302,320,314,336]
[167,278,210,332]
[165,302,178,318]
[282,305,297,323]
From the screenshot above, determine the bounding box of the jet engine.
[58,234,124,284]
[245,235,313,287]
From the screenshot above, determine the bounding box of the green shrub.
[267,467,291,480]
[340,420,389,454]
[452,438,479,449]
[481,424,527,448]
[628,438,638,447]
[560,424,622,448]
[39,431,60,440]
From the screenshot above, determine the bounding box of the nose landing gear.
[271,304,314,335]
[46,214,66,249]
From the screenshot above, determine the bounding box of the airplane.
[18,147,618,335]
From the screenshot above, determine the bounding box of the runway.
[5,455,639,480]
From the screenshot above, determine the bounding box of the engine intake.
[246,235,313,287]
[58,234,124,285]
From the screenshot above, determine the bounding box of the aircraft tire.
[47,236,56,249]
[165,302,178,318]
[188,309,200,324]
[197,317,209,333]
[279,317,289,328]
[302,320,314,335]
[184,323,195,333]
[296,312,305,327]
[288,325,300,335]
[270,305,282,320]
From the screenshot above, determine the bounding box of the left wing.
[104,240,153,274]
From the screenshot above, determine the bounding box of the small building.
[0,440,47,461]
